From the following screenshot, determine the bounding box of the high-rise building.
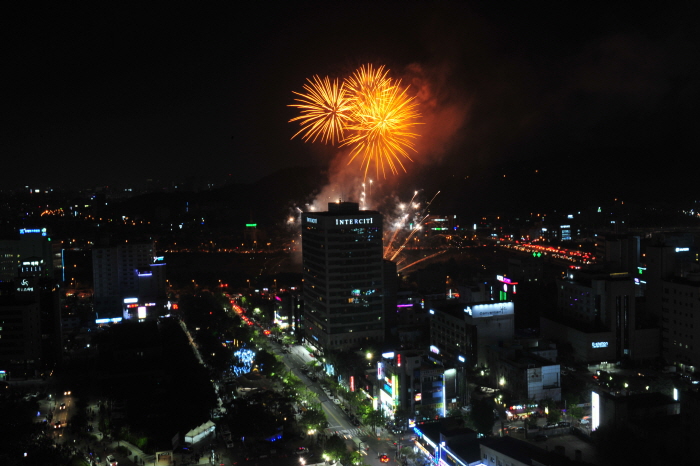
[92,241,167,321]
[541,270,659,364]
[0,228,57,283]
[301,202,384,351]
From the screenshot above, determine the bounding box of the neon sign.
[335,218,374,225]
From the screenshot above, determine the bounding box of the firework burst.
[289,64,421,179]
[289,75,353,145]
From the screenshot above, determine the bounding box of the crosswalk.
[326,427,369,438]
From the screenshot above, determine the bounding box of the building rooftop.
[480,436,592,466]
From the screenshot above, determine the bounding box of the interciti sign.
[306,216,375,225]
[336,218,374,225]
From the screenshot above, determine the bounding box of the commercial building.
[0,228,58,282]
[0,294,41,379]
[92,241,168,321]
[412,419,482,466]
[485,342,561,402]
[301,202,384,351]
[429,301,515,367]
[541,271,659,364]
[644,236,700,372]
[377,350,460,423]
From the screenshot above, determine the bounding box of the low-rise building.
[430,301,515,367]
[485,342,561,402]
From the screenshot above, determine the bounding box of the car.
[59,403,66,410]
[106,455,118,466]
[558,421,571,427]
[580,419,590,425]
[64,390,72,395]
[333,398,341,404]
[534,434,548,442]
[54,421,62,429]
[379,454,390,463]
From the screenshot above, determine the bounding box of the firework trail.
[290,64,421,179]
[398,250,447,272]
[388,214,429,262]
[384,212,409,258]
[383,190,441,261]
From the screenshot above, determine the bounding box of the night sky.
[3,2,698,207]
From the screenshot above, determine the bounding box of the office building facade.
[302,202,384,351]
[92,241,167,321]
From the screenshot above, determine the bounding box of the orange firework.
[344,64,392,108]
[289,75,352,145]
[289,64,421,178]
[343,79,420,179]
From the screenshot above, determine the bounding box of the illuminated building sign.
[430,345,440,354]
[306,217,317,223]
[16,278,34,293]
[415,393,422,401]
[335,218,374,225]
[464,302,514,318]
[496,275,513,284]
[382,352,395,359]
[392,374,398,405]
[95,317,122,324]
[675,247,690,252]
[383,376,393,397]
[591,392,600,431]
[19,228,47,236]
[592,342,609,348]
[246,223,257,227]
[124,298,138,304]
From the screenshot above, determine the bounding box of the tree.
[546,407,561,425]
[324,434,348,462]
[564,393,583,421]
[400,446,421,465]
[299,403,327,432]
[281,335,295,346]
[256,350,284,378]
[542,399,560,424]
[349,450,369,466]
[526,416,538,429]
[363,408,386,434]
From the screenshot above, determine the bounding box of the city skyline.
[4,3,698,206]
